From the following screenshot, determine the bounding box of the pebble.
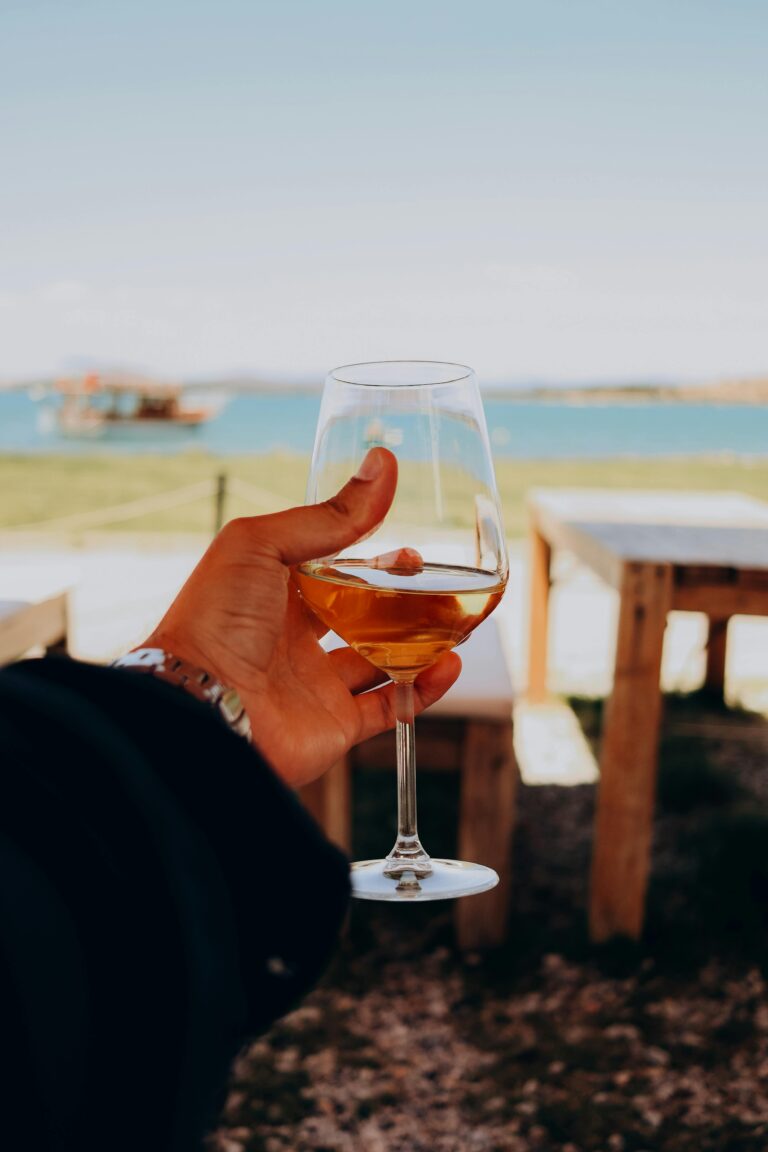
[209,734,768,1151]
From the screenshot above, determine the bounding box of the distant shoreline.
[488,378,768,405]
[2,374,767,404]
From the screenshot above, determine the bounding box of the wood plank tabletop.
[528,489,768,572]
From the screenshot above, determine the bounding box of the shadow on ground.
[212,692,768,1152]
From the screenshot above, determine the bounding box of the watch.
[111,647,252,741]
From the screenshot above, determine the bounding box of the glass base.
[351,858,499,902]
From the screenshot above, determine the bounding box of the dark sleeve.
[0,656,350,1152]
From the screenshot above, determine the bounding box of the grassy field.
[3,451,768,537]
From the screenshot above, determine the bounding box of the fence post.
[214,473,227,535]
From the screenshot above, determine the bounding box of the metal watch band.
[111,647,252,741]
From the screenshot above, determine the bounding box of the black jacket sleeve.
[0,656,350,1152]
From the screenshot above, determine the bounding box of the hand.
[143,447,461,787]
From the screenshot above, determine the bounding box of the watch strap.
[111,648,252,741]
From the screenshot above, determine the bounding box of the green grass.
[0,451,308,534]
[494,454,768,537]
[3,451,768,536]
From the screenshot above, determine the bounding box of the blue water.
[1,389,767,458]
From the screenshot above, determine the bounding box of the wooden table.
[527,488,768,943]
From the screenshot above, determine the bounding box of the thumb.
[257,447,398,566]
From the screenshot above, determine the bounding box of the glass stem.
[383,679,432,877]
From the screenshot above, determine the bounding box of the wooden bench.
[0,591,70,666]
[301,615,518,949]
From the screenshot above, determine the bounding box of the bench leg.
[45,633,69,657]
[455,719,517,950]
[704,616,729,698]
[299,755,352,854]
[528,524,552,703]
[47,590,71,657]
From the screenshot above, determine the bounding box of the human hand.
[143,448,461,787]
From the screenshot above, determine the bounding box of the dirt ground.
[210,693,768,1152]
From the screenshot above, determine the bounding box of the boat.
[42,373,223,439]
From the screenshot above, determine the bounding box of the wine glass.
[296,361,508,901]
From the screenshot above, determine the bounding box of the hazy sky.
[1,0,766,384]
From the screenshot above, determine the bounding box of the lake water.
[1,389,767,458]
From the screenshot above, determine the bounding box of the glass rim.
[328,360,475,388]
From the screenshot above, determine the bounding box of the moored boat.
[39,373,224,439]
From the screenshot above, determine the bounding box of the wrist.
[112,646,252,741]
[141,628,222,682]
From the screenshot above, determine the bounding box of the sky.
[1,0,767,386]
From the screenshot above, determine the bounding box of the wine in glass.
[296,361,508,901]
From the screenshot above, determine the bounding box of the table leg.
[528,524,552,702]
[704,616,729,698]
[590,562,673,943]
[299,756,352,853]
[455,719,517,950]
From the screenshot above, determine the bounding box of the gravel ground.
[210,693,768,1152]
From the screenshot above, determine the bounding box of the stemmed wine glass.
[296,361,508,901]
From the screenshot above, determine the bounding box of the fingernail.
[355,448,382,481]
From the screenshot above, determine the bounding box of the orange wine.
[296,560,506,679]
